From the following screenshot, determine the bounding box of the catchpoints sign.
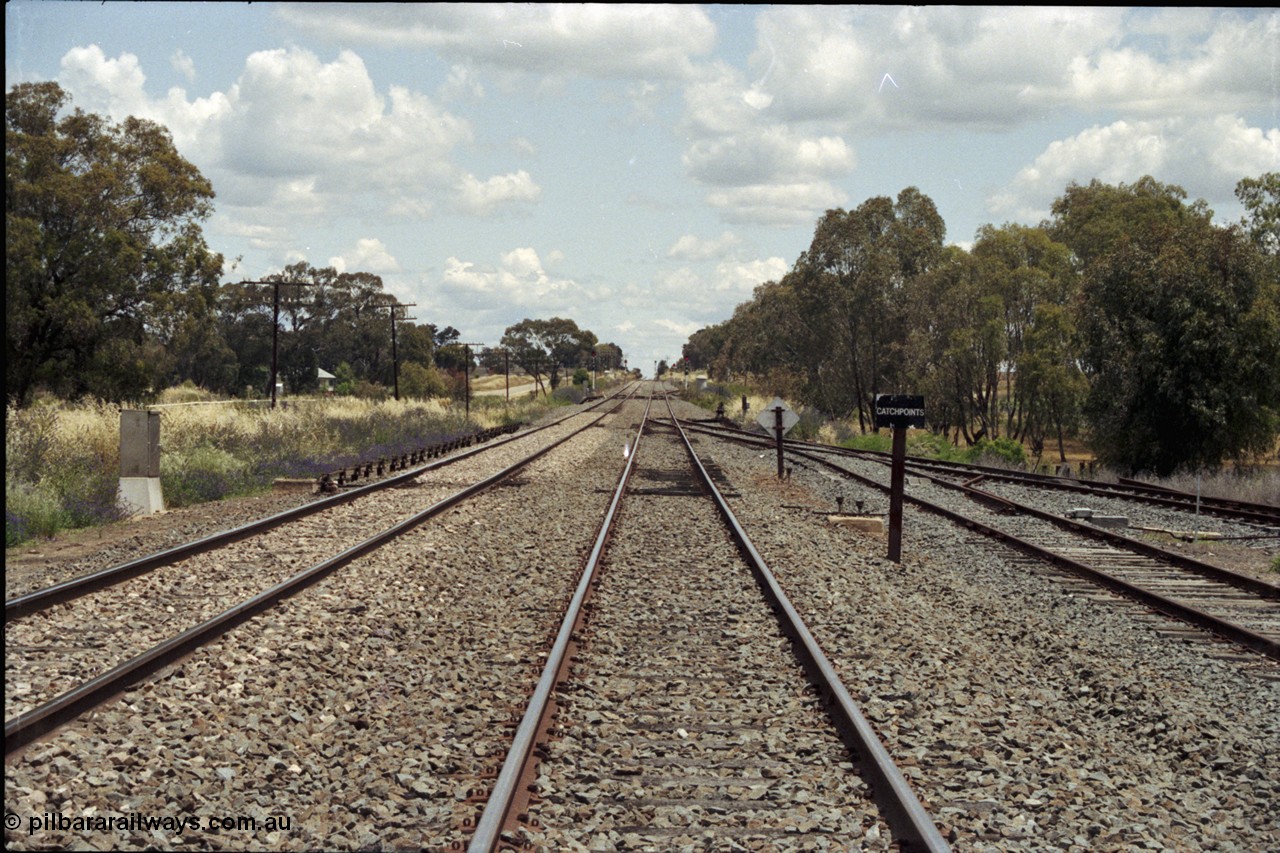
[874,394,925,429]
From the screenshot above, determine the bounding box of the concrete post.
[118,410,165,515]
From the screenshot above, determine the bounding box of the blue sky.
[7,4,1278,376]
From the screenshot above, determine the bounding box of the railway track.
[675,419,1279,668]
[4,387,640,754]
[6,389,1278,851]
[837,447,1280,528]
[467,396,948,851]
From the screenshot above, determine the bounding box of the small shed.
[317,367,336,393]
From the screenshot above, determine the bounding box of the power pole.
[375,300,416,401]
[238,279,317,409]
[453,342,483,420]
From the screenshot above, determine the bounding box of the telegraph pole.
[238,279,316,408]
[453,342,483,420]
[375,300,416,401]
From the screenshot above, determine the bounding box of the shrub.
[162,444,254,506]
[6,480,68,544]
[966,437,1027,467]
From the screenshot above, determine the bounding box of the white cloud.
[684,128,853,187]
[277,4,716,81]
[713,258,788,293]
[170,49,196,83]
[990,114,1279,225]
[58,45,149,115]
[440,247,584,311]
[654,318,702,338]
[667,231,740,261]
[455,170,542,215]
[329,238,400,275]
[706,183,847,226]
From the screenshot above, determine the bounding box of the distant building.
[317,367,336,393]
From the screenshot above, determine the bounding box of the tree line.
[684,176,1279,476]
[6,82,622,407]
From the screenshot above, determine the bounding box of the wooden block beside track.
[827,515,884,534]
[272,477,319,494]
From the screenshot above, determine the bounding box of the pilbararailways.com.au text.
[10,811,292,836]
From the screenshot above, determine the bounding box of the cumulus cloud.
[440,247,585,311]
[989,114,1279,225]
[329,238,400,275]
[455,170,542,215]
[667,231,740,261]
[276,4,716,80]
[706,183,848,226]
[684,128,853,188]
[170,49,196,83]
[713,258,789,293]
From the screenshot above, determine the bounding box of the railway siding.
[682,409,1280,851]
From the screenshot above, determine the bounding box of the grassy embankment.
[4,385,580,548]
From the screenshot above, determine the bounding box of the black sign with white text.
[874,394,926,429]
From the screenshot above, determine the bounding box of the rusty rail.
[5,392,638,757]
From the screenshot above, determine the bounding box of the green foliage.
[965,437,1027,467]
[1234,173,1278,257]
[7,82,223,406]
[5,397,523,546]
[161,444,252,507]
[398,361,448,399]
[689,174,1278,474]
[6,480,68,544]
[499,317,613,396]
[1271,553,1280,574]
[840,433,894,453]
[572,367,591,386]
[1073,185,1280,475]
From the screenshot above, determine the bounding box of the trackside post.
[875,394,926,564]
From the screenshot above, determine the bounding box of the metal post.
[775,406,785,480]
[504,349,509,404]
[888,426,907,563]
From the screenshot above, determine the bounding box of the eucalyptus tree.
[499,317,597,395]
[793,187,946,430]
[6,82,223,405]
[903,247,1004,444]
[1061,178,1280,474]
[970,224,1077,440]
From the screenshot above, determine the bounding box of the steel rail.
[4,392,636,758]
[683,417,1279,525]
[665,400,951,853]
[804,438,1278,526]
[467,393,653,851]
[677,420,1278,663]
[677,420,1278,600]
[6,385,637,621]
[860,452,1280,601]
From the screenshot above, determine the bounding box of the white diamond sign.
[757,398,800,434]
